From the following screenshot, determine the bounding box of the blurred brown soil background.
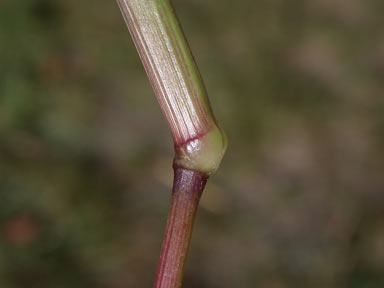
[1,0,384,287]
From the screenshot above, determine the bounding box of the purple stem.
[154,166,208,288]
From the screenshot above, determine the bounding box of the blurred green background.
[1,0,384,287]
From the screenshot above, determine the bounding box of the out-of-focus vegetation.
[1,0,384,287]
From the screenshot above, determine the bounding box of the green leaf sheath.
[117,0,226,174]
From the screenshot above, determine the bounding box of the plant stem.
[154,166,208,288]
[116,0,226,287]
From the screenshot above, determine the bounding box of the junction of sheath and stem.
[116,0,226,287]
